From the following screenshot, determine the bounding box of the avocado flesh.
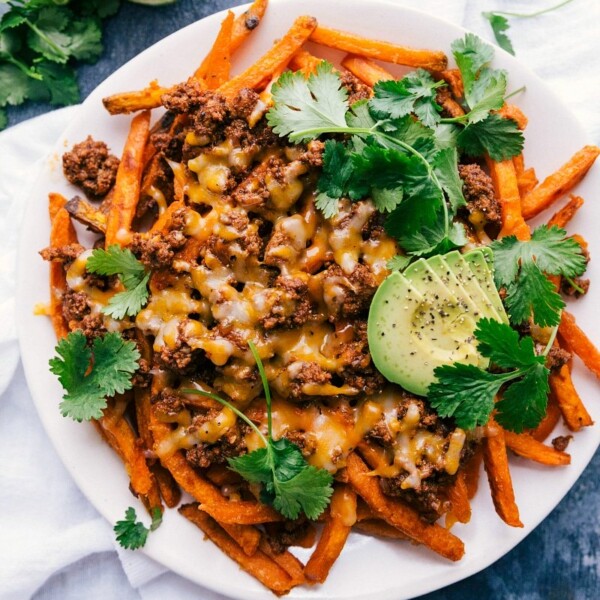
[441,251,506,323]
[463,249,508,323]
[368,268,486,397]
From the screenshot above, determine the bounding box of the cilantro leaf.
[457,113,524,161]
[36,61,79,105]
[491,225,587,325]
[483,12,515,55]
[316,140,355,210]
[370,69,444,128]
[387,254,411,271]
[114,507,162,550]
[451,33,494,96]
[371,187,403,213]
[466,68,507,124]
[183,342,334,521]
[267,61,348,142]
[428,363,500,430]
[87,246,150,319]
[427,319,550,432]
[0,108,6,129]
[433,147,466,211]
[49,331,140,422]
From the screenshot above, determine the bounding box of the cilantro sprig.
[49,330,140,421]
[483,0,575,56]
[86,245,150,319]
[114,506,162,550]
[428,318,552,433]
[267,34,522,256]
[182,342,334,520]
[491,225,587,327]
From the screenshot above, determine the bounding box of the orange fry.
[346,453,464,561]
[354,519,408,540]
[446,471,471,528]
[498,104,528,130]
[486,156,530,241]
[521,145,600,219]
[547,194,584,228]
[230,0,269,54]
[304,485,356,583]
[549,364,593,431]
[463,446,483,500]
[102,80,169,115]
[530,394,561,441]
[559,310,600,379]
[437,68,463,98]
[289,48,324,76]
[259,538,305,586]
[218,16,318,100]
[179,506,296,596]
[222,522,261,557]
[310,26,448,71]
[517,167,539,198]
[197,11,235,89]
[482,420,523,527]
[105,110,151,247]
[341,54,393,87]
[48,192,68,221]
[199,500,283,525]
[503,430,571,466]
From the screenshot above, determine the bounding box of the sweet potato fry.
[549,364,593,431]
[559,310,600,379]
[486,156,530,241]
[222,522,261,556]
[102,80,170,115]
[498,104,528,130]
[229,0,269,54]
[48,192,68,221]
[310,26,447,71]
[482,420,523,527]
[304,485,356,583]
[199,500,283,525]
[463,447,483,500]
[179,505,296,596]
[289,48,324,76]
[218,16,318,100]
[48,198,77,339]
[547,194,584,228]
[105,110,151,247]
[292,524,317,549]
[530,394,561,441]
[437,68,463,98]
[446,471,471,527]
[521,145,600,219]
[341,54,393,87]
[259,538,305,586]
[65,196,107,233]
[354,519,408,540]
[517,167,538,198]
[504,430,571,466]
[346,453,465,560]
[197,11,235,89]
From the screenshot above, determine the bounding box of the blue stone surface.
[8,1,600,598]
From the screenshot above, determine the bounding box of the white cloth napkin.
[1,0,599,598]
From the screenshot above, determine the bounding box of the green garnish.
[491,225,587,327]
[182,342,334,520]
[86,245,150,319]
[114,506,162,550]
[267,34,522,256]
[483,0,576,56]
[49,330,140,421]
[428,318,552,433]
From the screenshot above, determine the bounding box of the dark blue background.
[8,1,600,598]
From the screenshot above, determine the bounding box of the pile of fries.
[42,0,600,594]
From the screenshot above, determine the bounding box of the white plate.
[16,1,600,598]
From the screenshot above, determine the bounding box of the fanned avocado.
[464,248,508,323]
[368,250,508,396]
[441,251,505,323]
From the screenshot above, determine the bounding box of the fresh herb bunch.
[0,0,173,129]
[183,342,334,520]
[114,506,162,550]
[428,318,553,433]
[267,34,523,257]
[49,330,140,421]
[86,245,151,319]
[491,225,587,327]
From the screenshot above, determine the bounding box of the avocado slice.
[442,251,506,323]
[463,249,508,323]
[368,269,485,397]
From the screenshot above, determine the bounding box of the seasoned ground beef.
[62,136,119,198]
[62,290,89,323]
[156,320,202,375]
[288,361,332,400]
[230,88,260,119]
[459,163,502,225]
[436,87,465,119]
[39,243,84,263]
[299,140,325,168]
[264,519,311,554]
[542,345,572,371]
[130,230,187,269]
[161,80,207,113]
[561,276,590,298]
[552,435,573,452]
[322,263,378,320]
[152,387,184,417]
[74,314,107,339]
[339,70,371,104]
[260,276,315,330]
